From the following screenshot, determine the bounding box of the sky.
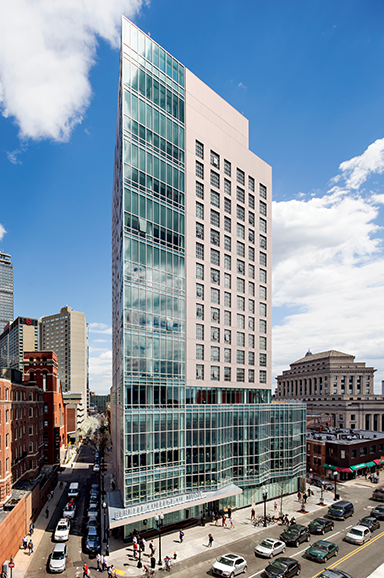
[0,0,383,394]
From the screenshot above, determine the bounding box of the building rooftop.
[293,350,354,365]
[307,428,384,445]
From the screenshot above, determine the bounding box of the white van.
[68,482,79,500]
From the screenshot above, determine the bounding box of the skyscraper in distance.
[0,251,14,333]
[111,17,305,538]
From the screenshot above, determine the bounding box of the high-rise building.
[111,17,305,537]
[39,307,88,409]
[0,252,14,333]
[0,317,39,370]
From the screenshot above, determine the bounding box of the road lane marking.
[328,532,340,539]
[248,571,263,578]
[345,524,353,529]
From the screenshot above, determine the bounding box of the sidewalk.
[104,483,336,576]
[12,448,79,578]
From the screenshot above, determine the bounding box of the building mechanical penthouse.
[111,17,306,537]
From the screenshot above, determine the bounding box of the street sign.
[9,562,15,568]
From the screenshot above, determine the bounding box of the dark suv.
[327,501,354,520]
[280,524,310,547]
[372,488,384,501]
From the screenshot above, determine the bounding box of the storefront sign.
[113,491,202,521]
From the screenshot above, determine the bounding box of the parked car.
[49,543,67,573]
[93,463,100,472]
[63,502,76,519]
[85,527,100,553]
[370,505,384,520]
[211,553,247,576]
[372,488,384,501]
[255,539,286,558]
[308,518,334,535]
[91,484,99,492]
[280,525,310,547]
[311,478,334,491]
[305,540,338,563]
[53,518,70,542]
[87,504,99,518]
[87,517,100,529]
[327,501,354,520]
[344,525,371,545]
[358,517,380,532]
[263,557,301,578]
[317,571,352,578]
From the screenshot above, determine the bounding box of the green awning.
[323,464,336,470]
[365,461,376,468]
[350,463,366,471]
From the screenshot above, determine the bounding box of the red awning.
[336,467,352,473]
[374,459,382,465]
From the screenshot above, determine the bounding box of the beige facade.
[39,307,88,411]
[275,350,383,430]
[0,317,39,371]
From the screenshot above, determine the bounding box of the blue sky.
[0,0,383,393]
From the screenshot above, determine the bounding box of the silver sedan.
[255,538,286,558]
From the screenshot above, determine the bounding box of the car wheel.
[321,530,325,535]
[306,535,310,542]
[282,547,286,553]
[331,525,334,531]
[243,567,247,574]
[270,553,273,558]
[334,550,338,557]
[295,541,299,548]
[230,573,234,578]
[296,567,301,575]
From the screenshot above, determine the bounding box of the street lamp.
[155,513,164,565]
[320,482,325,505]
[333,470,338,501]
[102,501,109,555]
[262,489,268,527]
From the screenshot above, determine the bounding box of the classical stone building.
[275,350,383,430]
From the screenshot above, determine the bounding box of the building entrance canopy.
[350,463,367,471]
[108,483,242,528]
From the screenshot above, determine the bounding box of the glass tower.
[111,17,306,537]
[0,252,14,334]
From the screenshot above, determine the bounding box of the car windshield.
[330,506,343,513]
[350,529,363,536]
[64,506,73,511]
[313,543,328,552]
[57,524,67,531]
[270,561,288,571]
[312,519,324,526]
[375,507,384,512]
[52,552,65,560]
[284,528,298,536]
[260,540,274,548]
[217,558,234,567]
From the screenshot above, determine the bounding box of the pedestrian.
[47,493,51,501]
[46,506,49,518]
[149,540,155,556]
[179,529,184,543]
[28,540,34,555]
[228,507,232,518]
[215,512,219,526]
[133,541,138,558]
[303,494,307,504]
[229,517,235,529]
[22,535,28,549]
[297,491,301,501]
[96,553,101,571]
[102,555,108,571]
[51,490,54,499]
[222,515,227,527]
[29,522,34,535]
[274,501,278,512]
[251,508,255,521]
[133,534,137,545]
[83,563,90,578]
[208,533,214,547]
[140,537,146,552]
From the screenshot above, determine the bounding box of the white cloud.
[88,322,112,334]
[0,0,144,143]
[0,223,6,241]
[89,348,112,393]
[273,139,384,390]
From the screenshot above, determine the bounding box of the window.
[360,446,367,456]
[249,176,255,192]
[196,283,204,300]
[236,168,245,185]
[260,353,267,366]
[211,190,220,207]
[237,241,245,257]
[224,348,231,363]
[211,248,220,265]
[237,296,245,311]
[211,209,220,227]
[340,450,345,459]
[237,350,245,364]
[260,217,267,233]
[211,366,220,381]
[6,458,9,473]
[237,314,245,329]
[211,346,220,361]
[260,370,267,383]
[224,367,231,381]
[211,307,220,323]
[237,205,245,221]
[29,407,33,418]
[196,304,204,320]
[196,324,204,340]
[260,319,267,333]
[211,268,220,284]
[196,161,204,179]
[260,302,267,317]
[260,183,267,199]
[237,187,245,203]
[224,311,231,326]
[224,198,231,214]
[224,216,231,232]
[44,419,48,427]
[260,200,267,216]
[249,193,255,209]
[237,223,245,239]
[196,263,204,280]
[211,288,220,304]
[249,317,255,330]
[210,229,220,246]
[6,409,9,423]
[237,332,245,347]
[29,441,33,453]
[224,179,231,196]
[196,365,204,380]
[224,254,231,270]
[249,299,255,314]
[224,273,231,288]
[249,247,255,261]
[260,268,267,283]
[196,181,204,199]
[260,235,267,249]
[211,327,220,342]
[224,159,231,177]
[210,150,220,169]
[210,170,220,189]
[196,201,204,219]
[249,212,255,227]
[6,433,9,448]
[196,222,204,239]
[224,292,231,307]
[237,368,245,382]
[224,236,231,251]
[260,252,267,267]
[237,278,245,293]
[196,339,204,355]
[248,369,255,383]
[248,281,255,297]
[196,140,204,159]
[29,425,33,435]
[196,243,204,260]
[224,329,231,344]
[249,351,255,365]
[237,260,245,275]
[259,285,267,300]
